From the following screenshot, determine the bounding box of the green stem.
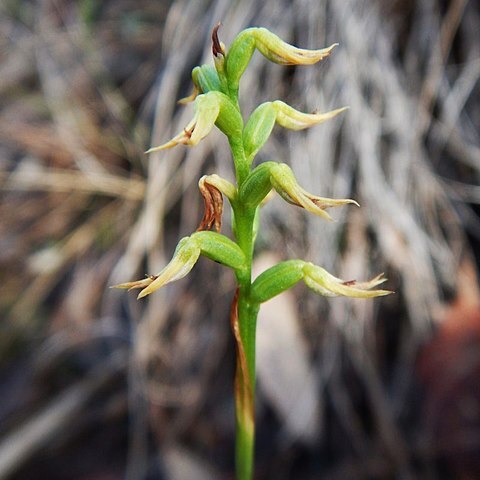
[235,208,257,379]
[229,137,249,186]
[227,83,259,480]
[232,205,259,480]
[234,294,256,480]
[235,419,254,480]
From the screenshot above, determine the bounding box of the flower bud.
[243,103,277,160]
[192,65,221,94]
[303,264,392,298]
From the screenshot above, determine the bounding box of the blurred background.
[1,0,480,478]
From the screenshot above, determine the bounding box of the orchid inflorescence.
[114,25,391,479]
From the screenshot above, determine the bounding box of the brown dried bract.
[230,288,255,432]
[197,177,224,232]
[211,22,224,57]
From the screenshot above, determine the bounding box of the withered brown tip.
[184,125,195,138]
[211,22,223,57]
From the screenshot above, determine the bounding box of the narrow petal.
[178,85,199,104]
[111,276,156,291]
[298,184,360,210]
[145,120,196,153]
[350,273,389,290]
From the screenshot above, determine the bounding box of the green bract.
[192,231,246,270]
[238,162,275,208]
[243,103,277,162]
[251,260,305,303]
[114,25,392,480]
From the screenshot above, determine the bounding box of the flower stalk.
[113,25,392,479]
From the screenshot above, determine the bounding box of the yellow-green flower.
[146,91,242,153]
[113,237,201,298]
[270,163,359,221]
[303,265,391,298]
[250,27,337,65]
